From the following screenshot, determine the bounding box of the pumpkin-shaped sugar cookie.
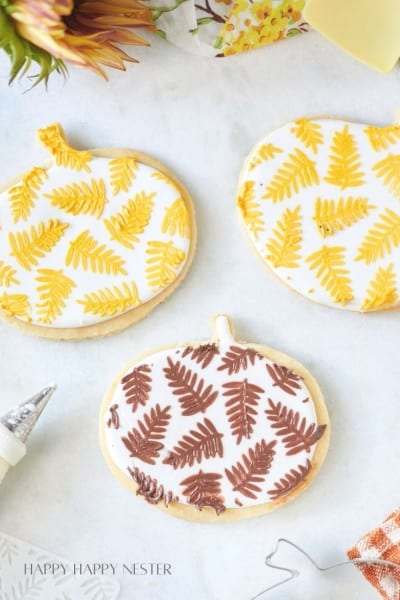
[0,124,195,339]
[99,315,329,522]
[237,117,400,312]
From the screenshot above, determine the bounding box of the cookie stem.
[212,314,235,344]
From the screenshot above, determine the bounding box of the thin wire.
[251,538,400,600]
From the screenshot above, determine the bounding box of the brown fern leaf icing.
[121,364,152,412]
[101,315,329,520]
[266,363,302,396]
[163,357,218,416]
[180,470,225,514]
[237,117,400,312]
[128,467,178,508]
[121,404,171,465]
[265,399,327,456]
[222,379,264,444]
[181,343,220,369]
[225,440,276,499]
[0,124,195,337]
[107,404,120,429]
[268,459,311,500]
[218,345,260,375]
[163,418,224,469]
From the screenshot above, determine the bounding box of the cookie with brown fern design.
[99,315,330,522]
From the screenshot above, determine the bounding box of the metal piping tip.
[0,384,56,443]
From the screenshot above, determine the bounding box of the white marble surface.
[0,31,399,600]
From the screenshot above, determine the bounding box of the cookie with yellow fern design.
[237,116,400,312]
[99,315,329,522]
[0,124,196,339]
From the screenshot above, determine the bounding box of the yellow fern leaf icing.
[0,124,193,329]
[77,281,140,317]
[365,126,400,152]
[291,119,323,154]
[355,209,400,264]
[36,269,76,324]
[237,117,400,311]
[104,192,155,249]
[146,241,186,289]
[313,197,375,238]
[373,154,400,198]
[324,125,365,189]
[109,157,138,195]
[361,264,398,311]
[266,205,302,268]
[306,246,353,306]
[8,167,48,223]
[9,220,68,271]
[151,171,181,191]
[0,262,19,287]
[45,178,107,218]
[66,230,127,275]
[247,144,282,171]
[263,148,319,202]
[237,181,264,239]
[0,293,31,319]
[38,124,92,172]
[162,197,190,238]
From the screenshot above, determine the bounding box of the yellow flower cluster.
[219,0,305,56]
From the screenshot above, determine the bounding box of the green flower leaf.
[286,28,302,37]
[213,35,223,49]
[197,17,214,25]
[0,5,67,87]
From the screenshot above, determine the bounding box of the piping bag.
[0,385,55,483]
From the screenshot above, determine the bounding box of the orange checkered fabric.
[347,509,400,600]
